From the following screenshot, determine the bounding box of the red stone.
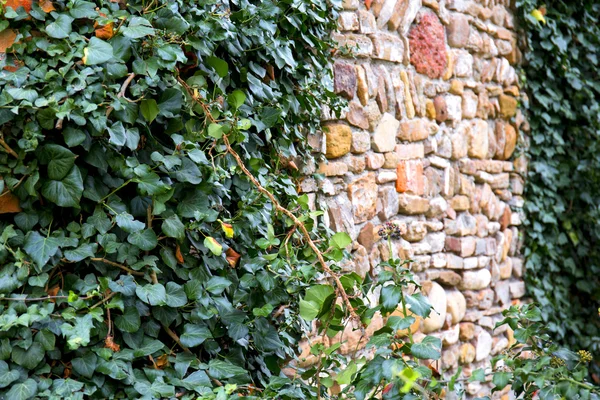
[334,62,357,100]
[396,160,424,195]
[408,12,447,79]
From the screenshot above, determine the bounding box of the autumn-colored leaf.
[220,221,234,238]
[94,22,114,39]
[154,354,169,369]
[3,0,32,12]
[46,285,59,303]
[63,362,72,378]
[0,30,17,53]
[175,244,184,263]
[226,248,240,268]
[39,0,54,12]
[104,336,120,352]
[0,191,22,214]
[365,0,372,10]
[530,9,546,24]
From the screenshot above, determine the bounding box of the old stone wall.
[300,0,528,397]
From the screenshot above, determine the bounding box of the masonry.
[299,0,528,397]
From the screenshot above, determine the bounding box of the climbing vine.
[517,0,600,369]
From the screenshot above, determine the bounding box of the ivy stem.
[176,76,361,323]
[100,179,132,202]
[0,134,18,159]
[89,258,145,276]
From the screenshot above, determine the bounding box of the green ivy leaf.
[180,324,212,347]
[0,360,20,389]
[136,283,167,306]
[83,37,114,65]
[71,352,97,379]
[127,229,158,251]
[165,282,187,307]
[208,359,246,379]
[122,16,155,39]
[206,56,228,77]
[204,276,231,295]
[61,314,94,350]
[38,144,76,180]
[41,166,84,207]
[11,343,45,369]
[329,232,352,249]
[203,237,222,256]
[64,243,97,262]
[46,14,73,38]
[405,293,432,319]
[6,379,37,400]
[380,285,402,313]
[115,307,141,333]
[227,90,246,109]
[23,232,61,269]
[410,336,441,360]
[140,99,159,123]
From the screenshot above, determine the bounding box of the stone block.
[372,112,400,152]
[398,194,430,214]
[396,160,425,195]
[398,119,429,141]
[371,32,404,63]
[447,12,470,48]
[348,173,378,223]
[334,61,357,99]
[459,269,492,290]
[408,11,447,78]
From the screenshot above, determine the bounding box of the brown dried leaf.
[0,30,17,53]
[175,244,184,263]
[154,354,169,369]
[0,191,21,214]
[226,248,240,268]
[39,0,54,12]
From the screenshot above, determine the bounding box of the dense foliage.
[517,0,600,366]
[0,0,350,397]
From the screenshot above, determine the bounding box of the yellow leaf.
[530,9,546,24]
[82,47,88,65]
[221,221,234,238]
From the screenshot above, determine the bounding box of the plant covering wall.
[0,0,347,397]
[518,0,600,368]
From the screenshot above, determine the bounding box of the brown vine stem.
[176,75,360,323]
[0,294,94,302]
[0,134,18,159]
[222,134,359,323]
[90,258,145,277]
[106,72,136,118]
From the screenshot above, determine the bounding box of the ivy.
[517,0,600,365]
[0,0,345,397]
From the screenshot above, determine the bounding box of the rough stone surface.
[372,112,400,152]
[334,62,357,99]
[324,124,352,159]
[318,0,526,389]
[408,11,447,79]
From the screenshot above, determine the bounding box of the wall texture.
[299,0,529,397]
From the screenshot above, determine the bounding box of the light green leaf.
[329,232,352,249]
[227,90,246,109]
[83,37,114,65]
[140,99,159,123]
[405,293,432,319]
[207,123,223,139]
[121,16,155,39]
[206,56,228,77]
[410,336,441,360]
[203,237,222,256]
[61,314,94,350]
[108,275,136,296]
[299,299,320,321]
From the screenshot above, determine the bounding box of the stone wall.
[301,0,528,397]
